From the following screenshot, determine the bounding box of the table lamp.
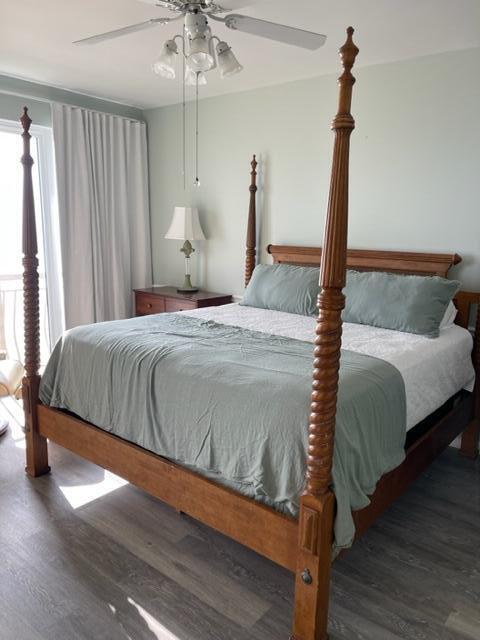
[165,206,206,293]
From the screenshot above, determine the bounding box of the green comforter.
[40,313,406,550]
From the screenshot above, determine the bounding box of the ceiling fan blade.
[136,0,184,9]
[73,18,169,45]
[224,14,326,50]
[137,0,261,8]
[215,0,264,10]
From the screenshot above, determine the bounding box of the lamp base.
[177,273,199,294]
[177,287,199,294]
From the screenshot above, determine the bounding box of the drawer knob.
[147,303,152,309]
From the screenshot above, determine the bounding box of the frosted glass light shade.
[217,42,243,78]
[165,207,206,241]
[187,36,215,72]
[185,67,207,86]
[153,40,178,79]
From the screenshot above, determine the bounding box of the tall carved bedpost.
[292,29,359,640]
[21,107,50,477]
[245,154,258,287]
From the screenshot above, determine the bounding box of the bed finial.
[335,27,359,128]
[245,154,258,287]
[21,106,32,133]
[341,27,358,70]
[20,107,50,478]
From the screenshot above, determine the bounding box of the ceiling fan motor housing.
[185,10,209,37]
[184,2,209,12]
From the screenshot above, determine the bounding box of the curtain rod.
[0,88,145,124]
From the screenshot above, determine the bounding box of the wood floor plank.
[332,565,464,640]
[23,512,253,640]
[328,603,405,640]
[77,494,271,629]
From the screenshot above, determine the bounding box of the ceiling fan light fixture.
[185,12,215,72]
[216,41,243,78]
[152,39,178,79]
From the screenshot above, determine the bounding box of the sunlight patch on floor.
[59,470,128,509]
[446,606,480,640]
[127,598,181,640]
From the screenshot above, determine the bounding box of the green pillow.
[241,264,319,316]
[343,270,460,338]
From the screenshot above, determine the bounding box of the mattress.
[183,303,475,431]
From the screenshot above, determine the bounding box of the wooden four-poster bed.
[20,28,480,640]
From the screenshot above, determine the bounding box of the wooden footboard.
[38,405,299,570]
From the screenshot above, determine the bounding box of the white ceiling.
[1,0,479,110]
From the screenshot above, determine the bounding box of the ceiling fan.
[74,1,326,186]
[75,0,326,51]
[74,0,327,53]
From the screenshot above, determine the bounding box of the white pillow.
[439,301,457,330]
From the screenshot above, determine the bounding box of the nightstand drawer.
[164,298,196,313]
[136,294,166,315]
[133,287,232,318]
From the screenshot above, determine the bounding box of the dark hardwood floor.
[0,396,479,640]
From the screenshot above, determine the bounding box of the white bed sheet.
[183,303,475,431]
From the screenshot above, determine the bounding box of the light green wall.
[145,47,480,296]
[0,74,143,126]
[0,92,51,126]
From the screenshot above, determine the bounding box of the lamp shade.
[165,207,206,241]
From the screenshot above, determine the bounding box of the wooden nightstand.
[134,287,233,317]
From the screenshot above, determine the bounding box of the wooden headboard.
[267,245,461,278]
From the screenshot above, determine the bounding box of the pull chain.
[182,53,186,191]
[194,71,200,187]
